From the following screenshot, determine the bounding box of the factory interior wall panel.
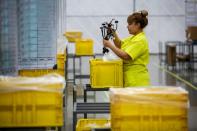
[66,0,133,16]
[135,0,185,15]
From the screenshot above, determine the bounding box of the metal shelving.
[18,0,57,69]
[0,0,18,75]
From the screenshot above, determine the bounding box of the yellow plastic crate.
[57,54,66,69]
[75,39,94,56]
[0,75,64,127]
[64,31,82,42]
[18,69,64,77]
[90,59,123,88]
[76,119,110,131]
[110,87,189,131]
[112,117,187,131]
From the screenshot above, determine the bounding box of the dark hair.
[127,10,148,29]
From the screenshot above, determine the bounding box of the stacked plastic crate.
[110,87,189,131]
[18,0,57,69]
[0,74,65,128]
[0,0,18,75]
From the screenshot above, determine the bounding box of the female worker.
[103,10,150,87]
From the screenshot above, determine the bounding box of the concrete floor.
[65,55,197,131]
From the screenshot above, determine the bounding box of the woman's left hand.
[103,39,112,48]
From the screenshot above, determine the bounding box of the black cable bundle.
[100,19,118,54]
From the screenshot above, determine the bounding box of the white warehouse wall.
[65,0,186,54]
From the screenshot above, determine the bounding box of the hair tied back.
[141,10,148,17]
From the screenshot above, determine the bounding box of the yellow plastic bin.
[0,74,65,127]
[57,54,66,69]
[18,69,64,77]
[76,119,110,131]
[75,39,94,56]
[64,31,82,42]
[90,59,123,88]
[110,87,189,131]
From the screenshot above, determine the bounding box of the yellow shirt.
[121,32,150,87]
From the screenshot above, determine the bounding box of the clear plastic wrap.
[57,37,67,54]
[0,73,65,93]
[110,87,189,131]
[0,74,65,127]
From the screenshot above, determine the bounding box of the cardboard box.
[186,26,197,40]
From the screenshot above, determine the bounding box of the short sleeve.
[121,37,130,46]
[125,41,146,60]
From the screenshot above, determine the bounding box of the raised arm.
[103,39,131,60]
[112,31,122,49]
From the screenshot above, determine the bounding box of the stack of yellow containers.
[57,49,66,77]
[0,74,65,127]
[64,31,94,56]
[64,31,82,43]
[110,87,188,131]
[56,48,67,76]
[57,54,65,69]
